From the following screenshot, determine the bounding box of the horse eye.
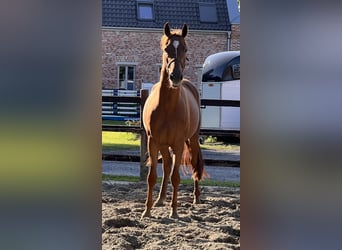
[164,46,172,53]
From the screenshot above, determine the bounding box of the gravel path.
[102,160,240,182]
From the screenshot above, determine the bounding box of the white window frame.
[117,64,136,90]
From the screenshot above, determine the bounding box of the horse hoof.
[193,198,201,204]
[141,210,152,219]
[154,200,164,207]
[169,211,179,219]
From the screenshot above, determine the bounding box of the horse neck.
[159,65,181,106]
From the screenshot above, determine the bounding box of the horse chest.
[152,107,187,130]
[146,106,187,144]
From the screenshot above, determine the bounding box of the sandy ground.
[102,181,240,250]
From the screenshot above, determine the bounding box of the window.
[199,3,218,23]
[118,65,136,90]
[137,1,154,20]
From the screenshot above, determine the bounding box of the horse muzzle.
[169,72,183,87]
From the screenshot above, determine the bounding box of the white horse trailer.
[201,51,240,131]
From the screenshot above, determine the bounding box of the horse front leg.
[169,147,183,218]
[154,146,172,207]
[141,138,158,218]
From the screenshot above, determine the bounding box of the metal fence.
[102,89,140,121]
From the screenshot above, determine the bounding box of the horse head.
[161,22,188,88]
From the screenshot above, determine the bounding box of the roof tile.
[102,0,230,31]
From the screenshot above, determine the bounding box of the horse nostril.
[169,72,182,82]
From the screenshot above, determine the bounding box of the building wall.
[102,28,228,90]
[230,24,240,51]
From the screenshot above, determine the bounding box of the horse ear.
[164,22,171,37]
[182,23,188,37]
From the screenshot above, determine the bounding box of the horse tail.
[145,155,152,167]
[181,140,208,181]
[191,142,209,181]
[145,152,162,167]
[181,140,192,176]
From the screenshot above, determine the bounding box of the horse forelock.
[160,30,186,49]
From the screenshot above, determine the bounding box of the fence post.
[140,89,149,181]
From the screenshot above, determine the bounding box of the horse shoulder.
[144,83,161,108]
[150,82,159,92]
[143,82,163,127]
[181,79,200,101]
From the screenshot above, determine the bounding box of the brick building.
[227,0,240,51]
[102,0,240,90]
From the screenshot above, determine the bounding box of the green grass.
[200,135,240,151]
[102,120,126,126]
[102,131,239,151]
[102,131,140,150]
[102,174,240,188]
[102,174,140,182]
[200,143,240,151]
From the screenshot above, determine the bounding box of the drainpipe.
[227,30,232,51]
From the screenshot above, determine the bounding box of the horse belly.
[156,115,185,145]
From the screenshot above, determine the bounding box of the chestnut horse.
[142,23,206,218]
